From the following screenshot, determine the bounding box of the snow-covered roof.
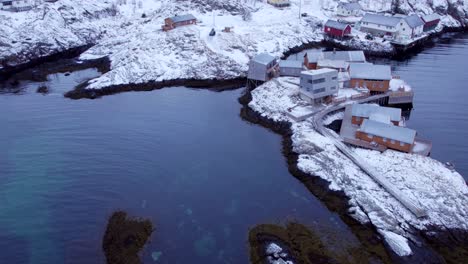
[324,20,350,30]
[360,119,416,144]
[349,63,392,80]
[317,59,349,69]
[322,50,366,62]
[170,14,197,23]
[369,113,391,124]
[351,104,401,122]
[252,53,276,65]
[422,13,440,22]
[360,13,402,27]
[339,2,362,11]
[404,15,425,29]
[305,52,322,63]
[301,68,337,76]
[280,60,303,69]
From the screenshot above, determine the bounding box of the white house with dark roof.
[358,13,425,40]
[337,2,362,17]
[402,15,425,38]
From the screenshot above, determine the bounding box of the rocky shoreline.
[239,83,468,263]
[64,77,247,99]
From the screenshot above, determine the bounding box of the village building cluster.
[324,3,440,45]
[247,47,430,155]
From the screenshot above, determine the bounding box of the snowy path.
[311,94,427,218]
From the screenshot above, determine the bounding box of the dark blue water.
[374,33,468,180]
[0,71,355,263]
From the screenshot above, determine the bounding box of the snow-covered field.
[1,0,467,89]
[248,77,468,256]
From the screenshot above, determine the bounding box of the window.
[379,82,384,88]
[400,142,405,147]
[330,86,336,90]
[332,76,337,80]
[367,134,373,139]
[313,88,326,94]
[307,79,313,84]
[313,78,325,84]
[382,138,387,142]
[390,139,396,144]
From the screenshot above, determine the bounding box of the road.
[310,94,427,218]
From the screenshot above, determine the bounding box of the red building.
[162,14,197,31]
[323,20,351,38]
[421,14,440,32]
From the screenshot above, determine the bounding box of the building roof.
[305,52,322,63]
[349,63,392,80]
[280,60,303,69]
[351,104,401,122]
[422,13,440,22]
[317,59,349,69]
[322,50,366,62]
[360,119,416,144]
[404,15,425,29]
[339,2,362,11]
[324,20,350,31]
[252,53,276,65]
[301,68,338,76]
[369,113,391,124]
[170,14,197,23]
[360,13,402,27]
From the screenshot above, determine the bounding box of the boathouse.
[324,20,352,38]
[358,13,402,37]
[351,104,401,126]
[356,119,416,153]
[337,2,362,17]
[422,13,440,32]
[299,68,338,103]
[248,53,279,82]
[267,0,290,7]
[0,0,33,11]
[279,60,303,77]
[162,14,197,31]
[349,63,392,92]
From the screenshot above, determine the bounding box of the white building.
[1,0,34,11]
[358,13,425,40]
[299,68,339,103]
[247,53,279,82]
[337,2,362,17]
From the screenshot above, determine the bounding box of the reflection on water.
[0,70,358,263]
[372,33,468,180]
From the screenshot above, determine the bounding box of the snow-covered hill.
[1,0,467,88]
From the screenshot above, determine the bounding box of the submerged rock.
[36,85,49,94]
[102,211,154,264]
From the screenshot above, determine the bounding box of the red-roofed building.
[324,20,351,38]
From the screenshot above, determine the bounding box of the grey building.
[321,50,366,63]
[299,68,339,103]
[279,60,303,77]
[247,53,279,82]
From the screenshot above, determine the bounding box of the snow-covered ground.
[248,77,468,256]
[1,0,467,89]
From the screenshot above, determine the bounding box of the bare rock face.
[102,211,154,264]
[36,85,49,94]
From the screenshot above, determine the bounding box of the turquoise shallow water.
[0,70,355,263]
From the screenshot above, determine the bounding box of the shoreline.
[238,84,468,263]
